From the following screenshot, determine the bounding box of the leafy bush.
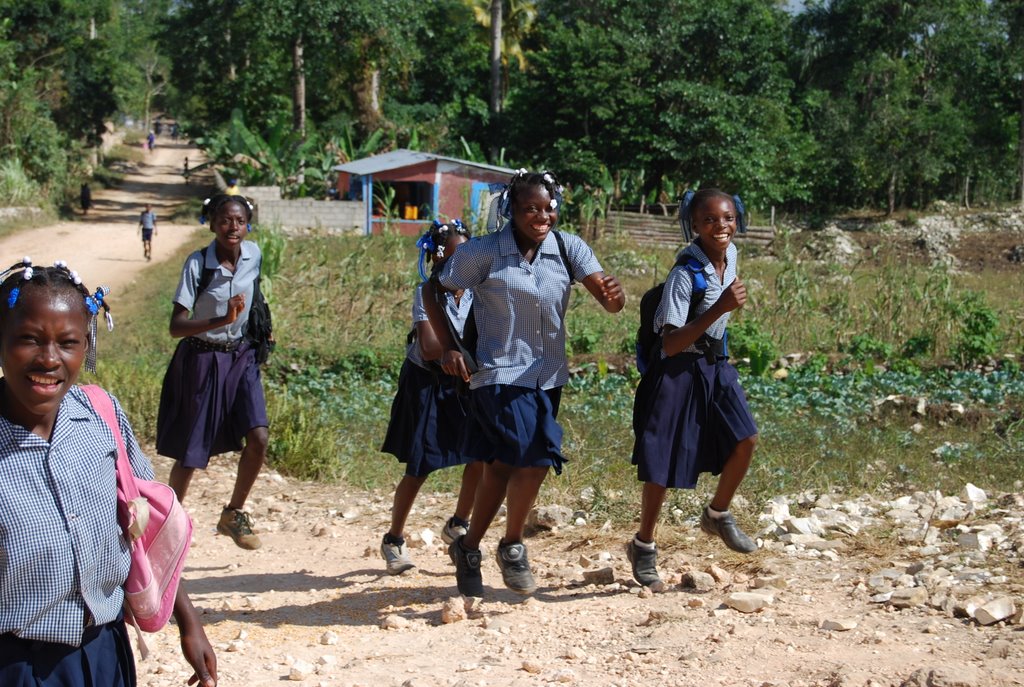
[728,316,779,376]
[0,158,40,205]
[950,291,1000,366]
[845,333,894,362]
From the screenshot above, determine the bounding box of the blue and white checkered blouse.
[0,386,155,646]
[656,240,738,352]
[407,283,474,370]
[439,228,602,390]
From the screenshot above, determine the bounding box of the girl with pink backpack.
[0,259,217,686]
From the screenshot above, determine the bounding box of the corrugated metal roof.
[333,149,516,176]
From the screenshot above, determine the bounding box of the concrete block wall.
[254,198,363,234]
[245,186,282,203]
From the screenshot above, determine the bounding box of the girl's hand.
[224,294,245,323]
[718,279,748,313]
[441,349,471,382]
[181,627,218,686]
[598,274,625,312]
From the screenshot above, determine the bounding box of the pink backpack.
[81,385,193,639]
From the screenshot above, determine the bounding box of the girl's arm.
[581,272,625,313]
[422,279,471,381]
[416,317,445,361]
[662,279,747,356]
[168,298,245,338]
[173,583,218,686]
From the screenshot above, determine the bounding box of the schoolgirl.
[156,194,269,550]
[0,259,217,686]
[427,171,625,597]
[629,188,760,588]
[379,219,483,575]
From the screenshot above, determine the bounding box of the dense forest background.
[2,0,1023,218]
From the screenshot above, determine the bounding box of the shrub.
[950,291,1000,366]
[729,316,779,376]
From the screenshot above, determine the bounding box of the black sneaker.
[700,508,758,553]
[449,536,484,597]
[626,539,662,587]
[495,540,537,595]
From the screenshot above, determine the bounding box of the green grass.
[95,226,1024,522]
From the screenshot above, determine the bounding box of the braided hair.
[0,258,114,373]
[496,169,564,226]
[415,218,470,281]
[678,188,749,242]
[200,194,254,228]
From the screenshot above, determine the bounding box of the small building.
[333,149,515,236]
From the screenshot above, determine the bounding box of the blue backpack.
[635,255,708,374]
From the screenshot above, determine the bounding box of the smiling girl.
[425,170,625,597]
[0,259,217,686]
[628,188,760,590]
[156,194,269,551]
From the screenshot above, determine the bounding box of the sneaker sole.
[217,525,262,550]
[386,562,415,576]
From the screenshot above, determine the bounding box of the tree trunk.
[1019,75,1024,207]
[227,29,236,81]
[293,34,305,137]
[293,33,306,186]
[887,169,897,216]
[964,174,970,210]
[489,0,503,115]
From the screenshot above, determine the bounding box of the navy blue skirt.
[462,385,565,474]
[382,359,472,477]
[632,353,758,489]
[156,337,269,469]
[0,617,135,686]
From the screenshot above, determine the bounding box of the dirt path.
[133,451,1024,687]
[0,138,204,291]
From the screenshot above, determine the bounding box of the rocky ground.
[131,449,1024,687]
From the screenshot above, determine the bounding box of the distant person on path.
[172,123,180,141]
[380,219,482,576]
[0,259,218,687]
[139,204,157,261]
[156,194,269,551]
[79,182,92,215]
[628,188,760,590]
[147,130,155,152]
[426,170,625,597]
[224,178,240,195]
[183,157,190,184]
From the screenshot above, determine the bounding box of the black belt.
[694,335,726,364]
[185,336,240,352]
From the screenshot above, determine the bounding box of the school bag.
[435,230,576,372]
[635,254,708,374]
[80,385,193,653]
[193,246,275,364]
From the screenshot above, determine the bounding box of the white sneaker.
[380,535,415,575]
[441,517,469,545]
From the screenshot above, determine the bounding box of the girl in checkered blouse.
[0,260,217,686]
[425,171,625,597]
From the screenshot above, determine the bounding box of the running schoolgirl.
[157,194,269,550]
[380,219,483,575]
[629,188,760,588]
[0,259,217,686]
[427,171,625,596]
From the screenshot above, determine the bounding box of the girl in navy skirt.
[157,194,269,551]
[0,260,216,686]
[629,188,760,588]
[426,171,625,597]
[380,219,483,575]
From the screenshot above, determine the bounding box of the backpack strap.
[192,246,218,296]
[681,256,707,325]
[552,230,576,283]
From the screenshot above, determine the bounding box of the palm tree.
[464,0,538,111]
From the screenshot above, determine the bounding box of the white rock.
[725,592,770,613]
[521,660,543,674]
[962,483,987,505]
[582,567,615,586]
[441,596,467,624]
[957,532,994,551]
[419,528,435,547]
[319,631,338,645]
[821,618,858,632]
[317,655,337,665]
[289,660,315,681]
[974,597,1016,626]
[890,587,929,608]
[381,614,410,630]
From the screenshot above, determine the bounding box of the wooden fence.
[596,209,775,248]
